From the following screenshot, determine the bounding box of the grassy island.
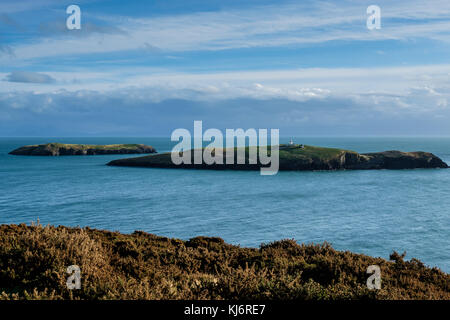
[108,144,448,170]
[9,143,156,156]
[0,224,448,300]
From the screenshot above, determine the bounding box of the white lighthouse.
[289,137,294,146]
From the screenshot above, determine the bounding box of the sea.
[0,137,449,272]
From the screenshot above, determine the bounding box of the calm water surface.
[0,137,449,272]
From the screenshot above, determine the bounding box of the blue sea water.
[0,137,449,272]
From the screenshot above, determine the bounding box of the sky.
[1,0,450,136]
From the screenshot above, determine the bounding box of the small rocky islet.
[9,143,156,156]
[107,144,449,171]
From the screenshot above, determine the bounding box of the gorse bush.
[0,223,448,300]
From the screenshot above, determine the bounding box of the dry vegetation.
[0,223,448,300]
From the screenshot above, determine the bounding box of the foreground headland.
[0,224,448,300]
[107,144,448,170]
[9,143,156,156]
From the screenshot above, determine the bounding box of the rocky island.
[107,144,448,170]
[9,143,156,156]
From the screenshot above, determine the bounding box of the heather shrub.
[0,223,448,300]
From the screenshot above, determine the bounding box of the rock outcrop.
[9,143,156,156]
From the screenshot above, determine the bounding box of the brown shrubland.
[0,223,448,300]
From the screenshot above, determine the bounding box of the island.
[9,143,157,156]
[107,144,448,170]
[0,223,448,300]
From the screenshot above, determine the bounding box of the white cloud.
[1,64,449,119]
[3,0,450,61]
[2,64,450,99]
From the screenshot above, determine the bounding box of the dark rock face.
[277,151,358,170]
[107,148,448,171]
[348,151,448,170]
[272,150,447,170]
[9,143,156,156]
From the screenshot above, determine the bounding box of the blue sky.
[1,0,450,136]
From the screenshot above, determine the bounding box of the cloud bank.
[1,64,449,136]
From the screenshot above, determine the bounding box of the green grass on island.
[47,143,146,149]
[278,144,353,160]
[19,143,149,150]
[0,223,448,300]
